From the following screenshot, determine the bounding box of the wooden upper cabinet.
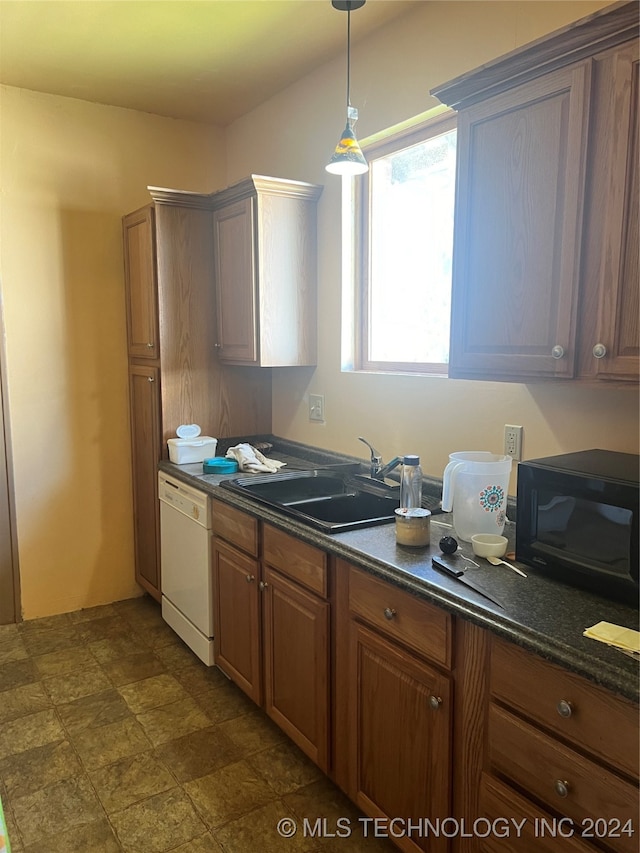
[448,64,590,380]
[577,40,639,381]
[123,206,159,360]
[432,1,639,383]
[211,175,323,367]
[213,197,257,364]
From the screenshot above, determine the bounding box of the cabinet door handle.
[147,342,154,349]
[554,779,570,798]
[259,581,269,591]
[556,699,572,718]
[214,343,222,349]
[428,695,442,710]
[592,343,607,359]
[383,607,396,621]
[551,345,565,359]
[245,574,255,583]
[147,376,155,383]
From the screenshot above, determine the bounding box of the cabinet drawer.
[479,773,596,853]
[489,704,639,853]
[348,567,452,669]
[212,500,258,557]
[491,636,639,779]
[263,524,327,597]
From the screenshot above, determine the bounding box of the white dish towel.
[225,443,286,474]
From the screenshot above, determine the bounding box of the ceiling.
[0,0,416,125]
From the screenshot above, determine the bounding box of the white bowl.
[471,534,508,558]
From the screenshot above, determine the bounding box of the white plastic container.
[167,424,217,464]
[441,451,512,541]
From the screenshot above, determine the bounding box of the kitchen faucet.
[358,437,403,482]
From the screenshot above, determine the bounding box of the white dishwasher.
[159,473,214,665]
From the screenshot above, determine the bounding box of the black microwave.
[516,449,639,605]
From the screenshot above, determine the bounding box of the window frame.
[354,111,458,375]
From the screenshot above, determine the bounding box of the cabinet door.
[348,621,451,853]
[578,41,639,381]
[213,197,258,364]
[123,206,159,360]
[128,364,161,599]
[449,64,590,380]
[212,537,262,704]
[262,566,330,771]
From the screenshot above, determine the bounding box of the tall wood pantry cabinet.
[122,189,272,600]
[211,175,323,366]
[431,1,639,383]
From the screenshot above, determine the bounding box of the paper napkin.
[583,621,640,655]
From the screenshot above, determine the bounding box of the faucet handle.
[358,437,382,478]
[358,437,382,463]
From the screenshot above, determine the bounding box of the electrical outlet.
[504,424,523,460]
[309,394,325,422]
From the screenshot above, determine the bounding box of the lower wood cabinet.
[128,363,161,598]
[483,636,639,853]
[340,564,454,853]
[262,564,329,770]
[210,499,638,853]
[348,620,452,853]
[479,774,596,853]
[212,501,330,771]
[212,536,261,703]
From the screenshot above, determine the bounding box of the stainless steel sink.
[220,468,400,533]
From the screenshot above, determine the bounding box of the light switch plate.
[309,394,325,422]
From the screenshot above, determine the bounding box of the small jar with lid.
[395,507,431,547]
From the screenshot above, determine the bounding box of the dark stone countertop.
[159,436,639,704]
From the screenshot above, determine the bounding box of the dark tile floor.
[0,596,395,852]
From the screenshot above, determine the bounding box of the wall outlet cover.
[309,394,325,422]
[504,424,523,460]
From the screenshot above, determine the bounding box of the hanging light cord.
[346,4,352,109]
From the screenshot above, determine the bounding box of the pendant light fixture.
[326,0,368,176]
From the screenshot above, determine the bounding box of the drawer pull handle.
[557,699,572,718]
[551,345,565,359]
[554,779,570,798]
[383,607,396,621]
[592,343,607,359]
[259,581,269,591]
[245,574,255,583]
[428,695,442,710]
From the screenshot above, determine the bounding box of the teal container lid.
[203,457,239,474]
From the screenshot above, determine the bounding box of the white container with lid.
[167,424,218,464]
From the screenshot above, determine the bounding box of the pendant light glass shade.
[326,119,368,176]
[326,0,368,176]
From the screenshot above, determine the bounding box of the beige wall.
[226,0,638,488]
[0,86,223,617]
[1,1,637,620]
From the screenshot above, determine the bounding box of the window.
[354,114,457,373]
